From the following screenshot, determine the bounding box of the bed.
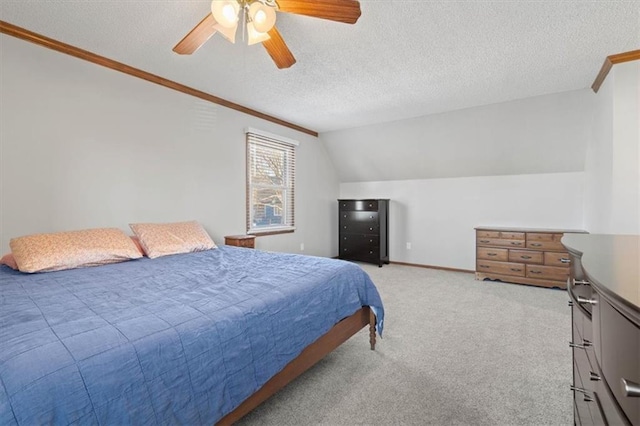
[0,245,384,425]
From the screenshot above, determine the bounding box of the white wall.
[323,90,593,182]
[325,90,592,269]
[0,35,339,256]
[340,173,585,270]
[584,61,640,234]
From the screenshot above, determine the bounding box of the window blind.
[246,131,296,234]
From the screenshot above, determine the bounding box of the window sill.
[248,229,295,237]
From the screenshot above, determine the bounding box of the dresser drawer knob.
[487,253,497,256]
[622,378,640,397]
[529,270,542,275]
[369,215,374,219]
[479,265,490,269]
[569,340,592,349]
[560,258,571,264]
[480,240,490,243]
[510,268,521,272]
[511,242,522,246]
[577,296,597,305]
[589,372,601,381]
[369,227,373,231]
[573,279,590,286]
[530,243,542,247]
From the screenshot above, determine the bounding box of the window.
[246,128,297,235]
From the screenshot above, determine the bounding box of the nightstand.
[224,235,256,249]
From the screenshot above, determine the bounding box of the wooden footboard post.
[369,308,376,351]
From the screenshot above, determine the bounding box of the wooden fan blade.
[263,27,296,69]
[276,0,361,24]
[173,13,217,55]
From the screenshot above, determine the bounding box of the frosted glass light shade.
[248,2,276,33]
[211,0,240,29]
[247,22,271,45]
[213,23,237,43]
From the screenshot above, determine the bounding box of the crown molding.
[592,49,640,93]
[0,20,319,137]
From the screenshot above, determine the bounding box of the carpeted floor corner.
[238,263,572,425]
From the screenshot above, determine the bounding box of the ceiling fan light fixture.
[211,0,240,29]
[247,22,271,45]
[248,2,277,33]
[213,23,238,43]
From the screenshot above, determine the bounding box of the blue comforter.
[0,246,384,425]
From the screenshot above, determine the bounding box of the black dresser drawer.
[340,211,379,223]
[339,245,379,261]
[599,301,639,425]
[340,234,379,247]
[340,221,379,234]
[339,200,378,211]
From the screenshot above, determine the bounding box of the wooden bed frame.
[217,306,377,425]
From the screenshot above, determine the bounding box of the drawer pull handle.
[622,378,640,397]
[573,279,590,286]
[510,268,521,272]
[589,372,601,381]
[510,242,522,246]
[530,243,542,247]
[570,385,591,394]
[569,340,592,349]
[487,253,497,256]
[520,255,532,259]
[571,386,593,401]
[479,265,490,269]
[529,270,542,274]
[480,240,490,243]
[369,227,373,231]
[560,258,571,264]
[577,296,597,305]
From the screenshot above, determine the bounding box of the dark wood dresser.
[338,199,389,267]
[475,227,587,289]
[563,234,639,426]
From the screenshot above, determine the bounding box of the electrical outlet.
[406,242,412,250]
[300,243,305,251]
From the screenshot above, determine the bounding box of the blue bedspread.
[0,246,384,425]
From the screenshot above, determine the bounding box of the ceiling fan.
[173,0,362,69]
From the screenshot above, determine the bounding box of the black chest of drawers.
[338,199,389,267]
[563,235,640,426]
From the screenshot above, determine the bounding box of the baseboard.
[389,261,474,274]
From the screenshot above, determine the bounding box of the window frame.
[245,128,298,236]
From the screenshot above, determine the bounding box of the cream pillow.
[129,221,216,259]
[10,228,143,273]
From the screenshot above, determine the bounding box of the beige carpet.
[238,263,572,425]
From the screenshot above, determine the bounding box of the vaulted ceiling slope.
[0,1,638,133]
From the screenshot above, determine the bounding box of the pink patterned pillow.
[10,228,143,273]
[0,253,18,270]
[130,236,146,256]
[129,221,216,259]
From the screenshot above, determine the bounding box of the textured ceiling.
[0,1,638,133]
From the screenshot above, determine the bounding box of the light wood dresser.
[475,227,587,289]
